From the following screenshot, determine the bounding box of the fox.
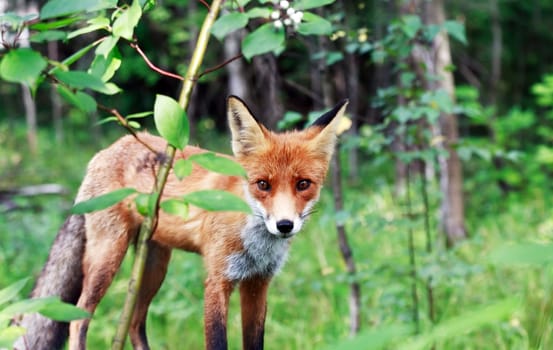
[13,96,348,350]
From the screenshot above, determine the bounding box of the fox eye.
[296,179,311,191]
[257,180,271,191]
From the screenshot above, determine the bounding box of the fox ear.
[309,99,349,162]
[227,96,268,157]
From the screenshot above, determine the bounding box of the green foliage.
[242,23,286,60]
[71,188,137,214]
[188,152,247,177]
[0,279,88,347]
[0,49,47,88]
[183,190,252,213]
[153,94,189,150]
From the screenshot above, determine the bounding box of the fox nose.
[276,220,294,234]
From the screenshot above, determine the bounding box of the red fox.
[14,96,348,350]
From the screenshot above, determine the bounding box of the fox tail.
[13,214,86,350]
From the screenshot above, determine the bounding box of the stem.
[111,1,222,349]
[331,150,361,336]
[406,166,420,334]
[420,173,435,324]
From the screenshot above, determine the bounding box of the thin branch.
[198,53,243,79]
[130,42,184,81]
[198,0,211,10]
[97,103,157,154]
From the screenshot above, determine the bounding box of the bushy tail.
[13,214,86,350]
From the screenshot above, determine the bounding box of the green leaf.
[112,0,142,40]
[242,23,285,60]
[30,30,67,43]
[134,193,150,216]
[297,12,332,36]
[401,15,422,39]
[295,0,335,10]
[0,279,29,308]
[0,49,47,87]
[173,159,193,180]
[444,20,467,45]
[88,47,122,82]
[30,17,81,30]
[68,17,110,39]
[153,94,189,150]
[189,153,246,177]
[0,297,52,323]
[95,36,119,57]
[38,299,89,321]
[71,188,137,214]
[184,190,251,213]
[54,70,114,94]
[40,0,117,19]
[0,326,26,348]
[245,7,271,19]
[160,199,189,219]
[127,111,153,119]
[57,85,97,113]
[211,12,249,41]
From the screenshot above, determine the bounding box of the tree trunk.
[224,29,249,101]
[426,0,467,246]
[251,53,283,129]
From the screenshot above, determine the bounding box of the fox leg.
[69,221,131,350]
[203,276,234,350]
[129,241,172,350]
[239,277,270,350]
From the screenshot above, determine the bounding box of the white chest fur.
[225,216,290,282]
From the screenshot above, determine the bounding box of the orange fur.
[18,96,348,350]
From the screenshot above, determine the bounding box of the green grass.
[1,124,553,349]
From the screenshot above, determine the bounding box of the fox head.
[227,96,348,238]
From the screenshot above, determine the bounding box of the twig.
[198,53,243,78]
[130,42,184,81]
[331,149,361,336]
[198,0,211,10]
[406,166,420,334]
[111,0,223,348]
[97,103,157,154]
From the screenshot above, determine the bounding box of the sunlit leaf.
[0,279,29,307]
[154,94,189,150]
[160,199,189,219]
[189,152,246,177]
[71,188,137,214]
[88,47,122,82]
[38,299,89,321]
[0,326,26,349]
[0,49,47,87]
[184,190,251,213]
[112,0,142,40]
[173,159,193,180]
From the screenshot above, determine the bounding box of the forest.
[1,0,553,349]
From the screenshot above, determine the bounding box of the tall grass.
[1,125,552,349]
